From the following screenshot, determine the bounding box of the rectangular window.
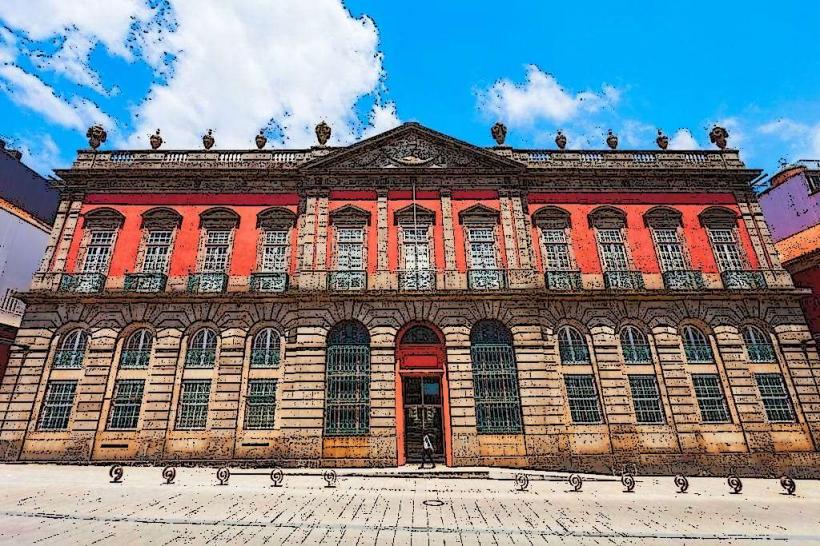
[708,229,744,271]
[541,229,573,270]
[203,230,230,272]
[692,374,731,423]
[38,381,77,430]
[628,375,665,424]
[467,227,497,269]
[261,230,289,272]
[336,228,364,270]
[806,172,820,194]
[176,380,211,430]
[596,229,629,271]
[755,374,795,422]
[244,379,277,429]
[564,375,603,424]
[82,230,115,273]
[142,230,172,273]
[402,227,430,270]
[652,229,687,271]
[107,380,145,430]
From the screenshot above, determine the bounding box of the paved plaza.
[0,464,818,544]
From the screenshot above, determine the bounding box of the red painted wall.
[793,266,820,338]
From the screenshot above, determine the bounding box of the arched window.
[743,326,775,362]
[185,328,217,368]
[325,321,370,435]
[558,326,590,364]
[470,320,522,433]
[251,328,281,368]
[54,329,88,369]
[400,325,439,345]
[620,326,651,363]
[682,325,713,363]
[120,329,153,369]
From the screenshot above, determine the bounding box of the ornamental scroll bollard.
[780,475,796,496]
[727,475,742,495]
[270,468,284,487]
[621,472,635,493]
[568,474,582,492]
[216,467,230,486]
[109,465,124,484]
[162,466,176,485]
[514,473,529,492]
[674,474,689,494]
[323,469,337,488]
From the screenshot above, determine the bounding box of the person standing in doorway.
[419,432,436,469]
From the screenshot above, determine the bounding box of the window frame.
[244,379,278,430]
[469,321,522,434]
[557,326,591,364]
[755,373,796,423]
[628,375,665,424]
[37,380,78,431]
[176,379,211,430]
[107,379,145,431]
[564,374,604,424]
[691,374,732,423]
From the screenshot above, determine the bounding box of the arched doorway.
[395,322,452,466]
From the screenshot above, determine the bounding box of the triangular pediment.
[301,123,524,173]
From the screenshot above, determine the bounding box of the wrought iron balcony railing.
[124,272,167,293]
[683,343,714,363]
[327,270,366,291]
[468,269,508,290]
[185,348,216,368]
[544,270,582,290]
[559,343,591,364]
[662,270,705,290]
[721,270,767,290]
[119,349,150,369]
[58,273,106,294]
[398,269,436,291]
[187,272,228,293]
[603,270,645,290]
[53,349,85,369]
[250,272,288,293]
[622,344,652,363]
[747,343,776,363]
[250,349,280,368]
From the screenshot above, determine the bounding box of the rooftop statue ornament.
[86,124,107,150]
[491,122,507,146]
[149,129,163,150]
[202,129,215,150]
[555,130,567,150]
[606,129,619,150]
[315,121,331,146]
[656,129,669,150]
[255,130,267,150]
[709,125,729,149]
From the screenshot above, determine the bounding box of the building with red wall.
[1,122,818,476]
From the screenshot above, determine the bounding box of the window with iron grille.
[176,380,211,430]
[806,172,820,194]
[402,226,431,271]
[245,379,277,429]
[261,230,289,272]
[628,375,665,424]
[467,227,497,269]
[755,374,795,422]
[682,325,714,363]
[564,375,603,423]
[53,329,88,369]
[82,230,115,273]
[540,229,573,270]
[251,328,281,368]
[708,229,744,272]
[652,229,687,271]
[336,228,364,270]
[120,329,152,369]
[470,321,522,434]
[38,381,77,430]
[185,328,217,368]
[142,230,172,273]
[558,326,590,364]
[324,321,370,436]
[203,230,230,272]
[743,326,776,363]
[596,229,629,271]
[620,326,652,363]
[108,380,145,430]
[692,374,731,423]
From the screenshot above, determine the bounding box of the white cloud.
[668,128,698,149]
[757,118,820,160]
[477,65,619,127]
[361,102,401,139]
[0,26,16,64]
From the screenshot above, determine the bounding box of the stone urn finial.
[255,130,267,150]
[555,130,567,150]
[709,125,729,149]
[656,129,669,150]
[491,122,507,146]
[606,129,618,150]
[202,129,215,150]
[86,124,107,150]
[149,129,163,150]
[315,121,331,146]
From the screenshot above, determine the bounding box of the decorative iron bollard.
[568,474,583,492]
[674,474,689,494]
[216,467,230,486]
[323,469,337,488]
[621,472,635,493]
[780,475,796,495]
[514,473,529,492]
[270,468,284,487]
[727,475,742,494]
[162,466,176,485]
[109,465,124,484]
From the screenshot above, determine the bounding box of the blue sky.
[1,1,819,180]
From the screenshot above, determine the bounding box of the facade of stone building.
[1,123,819,475]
